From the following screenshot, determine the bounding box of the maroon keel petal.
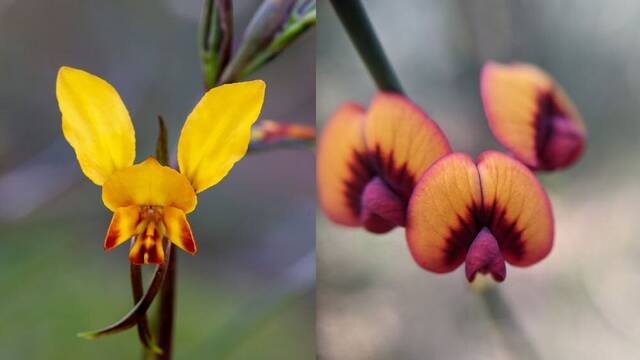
[361,213,396,234]
[540,116,584,170]
[465,228,506,282]
[360,177,406,234]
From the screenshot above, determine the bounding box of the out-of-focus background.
[318,1,640,359]
[0,0,315,358]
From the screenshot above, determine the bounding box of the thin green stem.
[478,286,541,360]
[329,0,404,94]
[200,0,233,90]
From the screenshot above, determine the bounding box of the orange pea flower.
[317,93,451,233]
[406,151,554,282]
[56,67,265,264]
[481,62,586,171]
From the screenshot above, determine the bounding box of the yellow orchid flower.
[56,66,265,264]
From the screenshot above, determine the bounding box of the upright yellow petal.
[56,66,136,185]
[178,80,265,193]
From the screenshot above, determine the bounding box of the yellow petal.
[102,157,197,213]
[104,205,141,250]
[56,66,136,185]
[163,206,197,254]
[178,80,265,193]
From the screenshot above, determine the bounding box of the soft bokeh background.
[318,1,640,359]
[0,0,315,358]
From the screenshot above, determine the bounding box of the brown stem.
[155,243,176,359]
[131,264,162,356]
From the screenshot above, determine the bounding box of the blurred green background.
[317,1,640,359]
[0,0,315,359]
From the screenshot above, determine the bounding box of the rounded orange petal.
[317,103,373,226]
[406,151,554,276]
[476,151,554,266]
[406,153,483,273]
[102,157,197,214]
[365,93,451,201]
[481,62,586,170]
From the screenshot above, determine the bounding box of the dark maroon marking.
[342,141,423,228]
[533,91,583,170]
[490,210,525,261]
[441,205,480,267]
[534,92,563,163]
[370,144,416,203]
[129,227,164,264]
[343,149,377,218]
[440,200,526,272]
[144,235,163,264]
[181,223,196,253]
[104,228,120,249]
[465,228,506,282]
[539,116,584,169]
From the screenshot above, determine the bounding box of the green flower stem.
[329,0,404,94]
[218,0,295,84]
[239,6,316,79]
[478,285,541,360]
[200,0,233,90]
